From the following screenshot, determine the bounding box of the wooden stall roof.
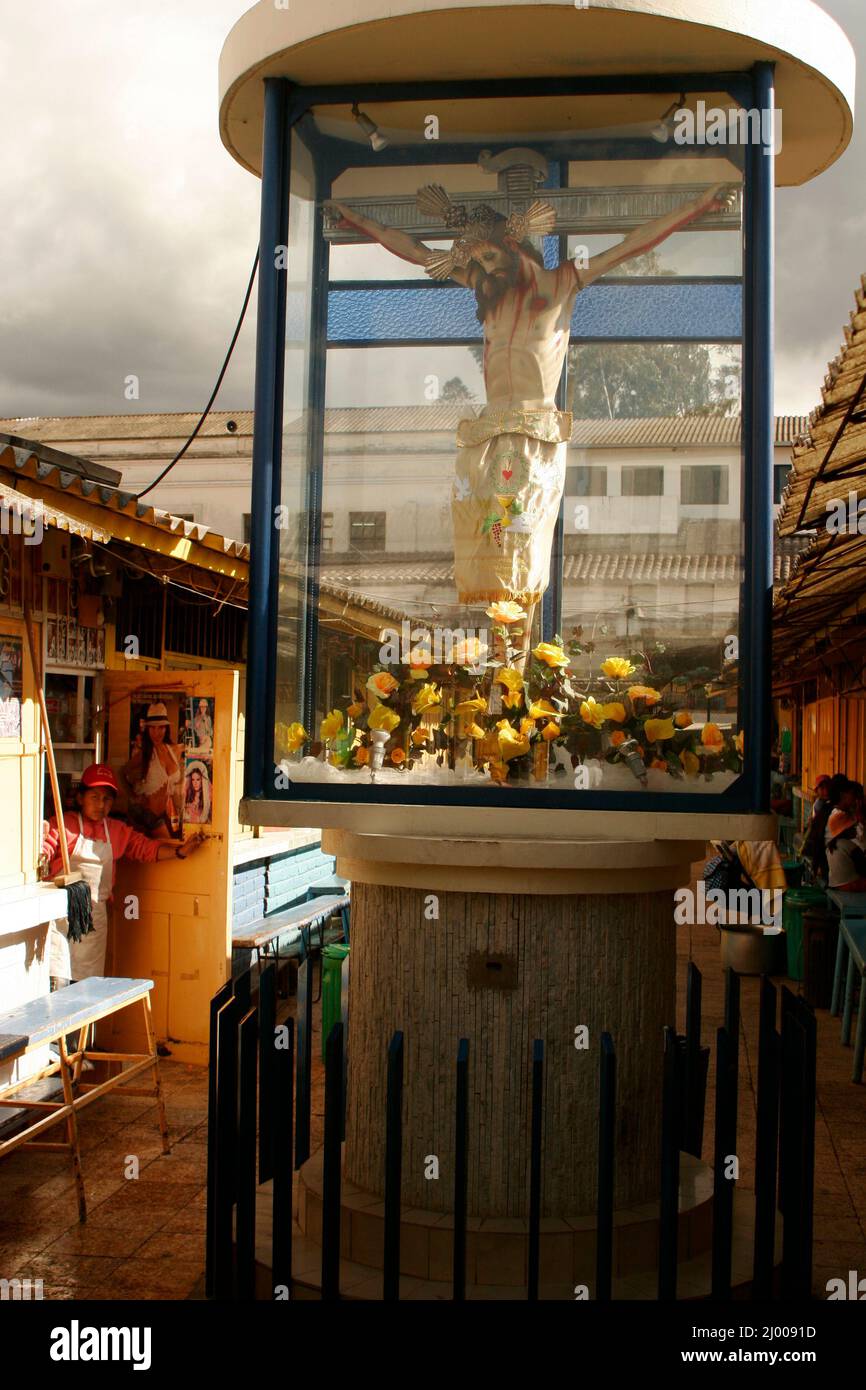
[774,273,866,676]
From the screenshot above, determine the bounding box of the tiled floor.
[0,892,864,1301]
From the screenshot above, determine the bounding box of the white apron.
[47,815,114,982]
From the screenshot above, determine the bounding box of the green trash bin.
[782,858,804,889]
[321,943,350,1060]
[783,887,827,981]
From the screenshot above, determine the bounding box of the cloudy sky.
[1,0,864,422]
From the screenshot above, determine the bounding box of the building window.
[680,465,729,505]
[565,465,607,497]
[774,464,791,505]
[322,512,334,552]
[621,466,664,497]
[175,512,196,523]
[349,511,386,552]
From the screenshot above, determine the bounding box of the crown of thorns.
[416,184,557,280]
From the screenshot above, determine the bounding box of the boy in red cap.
[43,763,204,983]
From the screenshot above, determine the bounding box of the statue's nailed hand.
[323,200,355,230]
[701,183,738,215]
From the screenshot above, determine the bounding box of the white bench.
[0,977,169,1222]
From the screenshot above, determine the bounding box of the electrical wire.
[135,247,260,501]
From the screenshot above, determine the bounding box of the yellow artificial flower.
[528,699,558,719]
[600,657,635,679]
[450,636,487,667]
[467,722,487,740]
[488,760,509,784]
[320,710,344,742]
[455,695,488,714]
[366,671,399,699]
[368,704,400,733]
[532,641,570,669]
[347,702,365,719]
[627,685,661,705]
[502,689,524,710]
[486,600,527,625]
[580,697,606,729]
[673,710,693,729]
[496,667,524,692]
[601,702,626,723]
[284,721,308,752]
[542,720,561,741]
[734,730,745,758]
[406,664,429,680]
[519,717,536,738]
[644,717,675,742]
[680,749,700,777]
[411,683,441,715]
[701,722,725,751]
[497,724,531,761]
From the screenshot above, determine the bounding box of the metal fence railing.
[205,959,816,1302]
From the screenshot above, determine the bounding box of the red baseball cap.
[81,764,119,793]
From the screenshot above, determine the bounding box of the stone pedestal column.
[325,831,705,1218]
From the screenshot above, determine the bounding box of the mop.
[24,601,93,940]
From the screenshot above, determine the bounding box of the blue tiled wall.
[231,842,337,929]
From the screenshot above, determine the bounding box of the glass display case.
[246,72,774,813]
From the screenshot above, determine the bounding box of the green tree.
[567,343,740,419]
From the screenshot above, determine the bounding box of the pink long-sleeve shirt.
[43,812,161,897]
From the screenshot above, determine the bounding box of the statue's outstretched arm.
[577,183,737,288]
[324,200,432,268]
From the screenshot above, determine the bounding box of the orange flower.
[650,758,668,772]
[673,710,692,729]
[367,670,399,699]
[610,730,627,748]
[390,748,406,765]
[701,722,725,751]
[354,746,370,765]
[627,685,661,706]
[488,760,509,784]
[410,727,431,747]
[347,702,365,719]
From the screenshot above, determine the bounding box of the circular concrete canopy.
[219,0,855,186]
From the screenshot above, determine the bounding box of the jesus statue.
[325,181,735,638]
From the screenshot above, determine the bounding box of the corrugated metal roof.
[0,409,810,450]
[0,481,111,544]
[0,441,249,562]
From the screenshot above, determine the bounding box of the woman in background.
[44,763,204,983]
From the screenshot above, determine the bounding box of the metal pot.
[719,924,787,976]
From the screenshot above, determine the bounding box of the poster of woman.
[122,699,184,839]
[189,696,214,753]
[183,756,212,826]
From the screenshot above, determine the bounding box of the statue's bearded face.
[472,239,521,321]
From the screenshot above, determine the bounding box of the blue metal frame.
[245,78,291,800]
[245,68,773,816]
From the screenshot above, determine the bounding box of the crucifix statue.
[325,179,734,644]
